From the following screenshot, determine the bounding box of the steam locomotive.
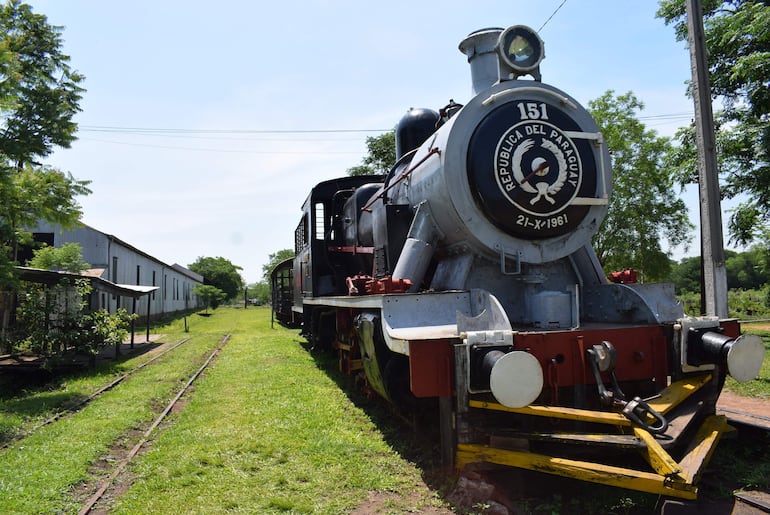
[271,25,765,499]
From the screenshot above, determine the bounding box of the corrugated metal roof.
[15,266,159,298]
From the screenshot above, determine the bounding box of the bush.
[677,287,770,319]
[729,289,770,319]
[77,308,134,358]
[14,278,90,356]
[12,278,135,363]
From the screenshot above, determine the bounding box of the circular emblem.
[494,120,581,217]
[466,98,598,240]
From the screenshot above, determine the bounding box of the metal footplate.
[460,374,726,499]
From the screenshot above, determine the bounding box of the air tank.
[395,108,440,160]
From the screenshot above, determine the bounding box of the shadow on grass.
[297,338,449,488]
[293,333,770,514]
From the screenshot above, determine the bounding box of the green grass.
[113,307,444,514]
[2,307,768,513]
[0,308,446,514]
[0,315,228,513]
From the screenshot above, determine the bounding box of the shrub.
[12,278,135,364]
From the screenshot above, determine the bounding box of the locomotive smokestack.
[461,25,545,91]
[459,27,504,96]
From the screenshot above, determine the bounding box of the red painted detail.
[346,275,370,296]
[516,325,669,388]
[366,276,412,294]
[344,275,412,295]
[335,308,355,344]
[608,269,638,283]
[720,319,740,339]
[328,246,374,254]
[409,339,453,398]
[334,308,361,375]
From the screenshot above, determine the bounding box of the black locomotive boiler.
[271,25,765,499]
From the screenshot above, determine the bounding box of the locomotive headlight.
[498,25,544,74]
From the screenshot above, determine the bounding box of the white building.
[25,221,203,319]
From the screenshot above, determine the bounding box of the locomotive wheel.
[383,355,416,411]
[309,308,336,351]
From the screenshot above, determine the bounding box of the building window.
[136,265,141,285]
[152,270,156,300]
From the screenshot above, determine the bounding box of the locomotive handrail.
[482,86,578,108]
[570,197,609,205]
[360,147,441,212]
[560,129,610,202]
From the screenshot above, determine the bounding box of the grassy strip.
[0,322,226,513]
[112,307,447,514]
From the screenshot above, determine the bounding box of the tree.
[0,0,85,167]
[262,248,294,281]
[193,284,226,313]
[0,2,90,288]
[657,0,770,246]
[27,242,89,272]
[669,255,703,294]
[589,91,693,281]
[14,275,133,361]
[346,131,396,176]
[188,256,243,301]
[0,164,91,258]
[668,246,770,295]
[246,281,270,305]
[238,249,295,308]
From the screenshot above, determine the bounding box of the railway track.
[0,337,194,451]
[721,406,770,432]
[78,334,232,515]
[726,410,770,513]
[734,491,770,513]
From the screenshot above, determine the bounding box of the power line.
[79,125,391,135]
[538,0,568,33]
[79,113,692,139]
[78,137,363,154]
[637,112,692,120]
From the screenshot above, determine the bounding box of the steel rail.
[734,491,770,513]
[0,337,194,451]
[79,334,231,515]
[719,406,770,429]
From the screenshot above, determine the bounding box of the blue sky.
[26,1,710,283]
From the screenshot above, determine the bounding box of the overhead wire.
[75,3,700,155]
[79,125,391,135]
[78,136,363,154]
[538,0,568,33]
[75,110,694,154]
[76,125,391,154]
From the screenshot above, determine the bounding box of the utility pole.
[686,0,728,318]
